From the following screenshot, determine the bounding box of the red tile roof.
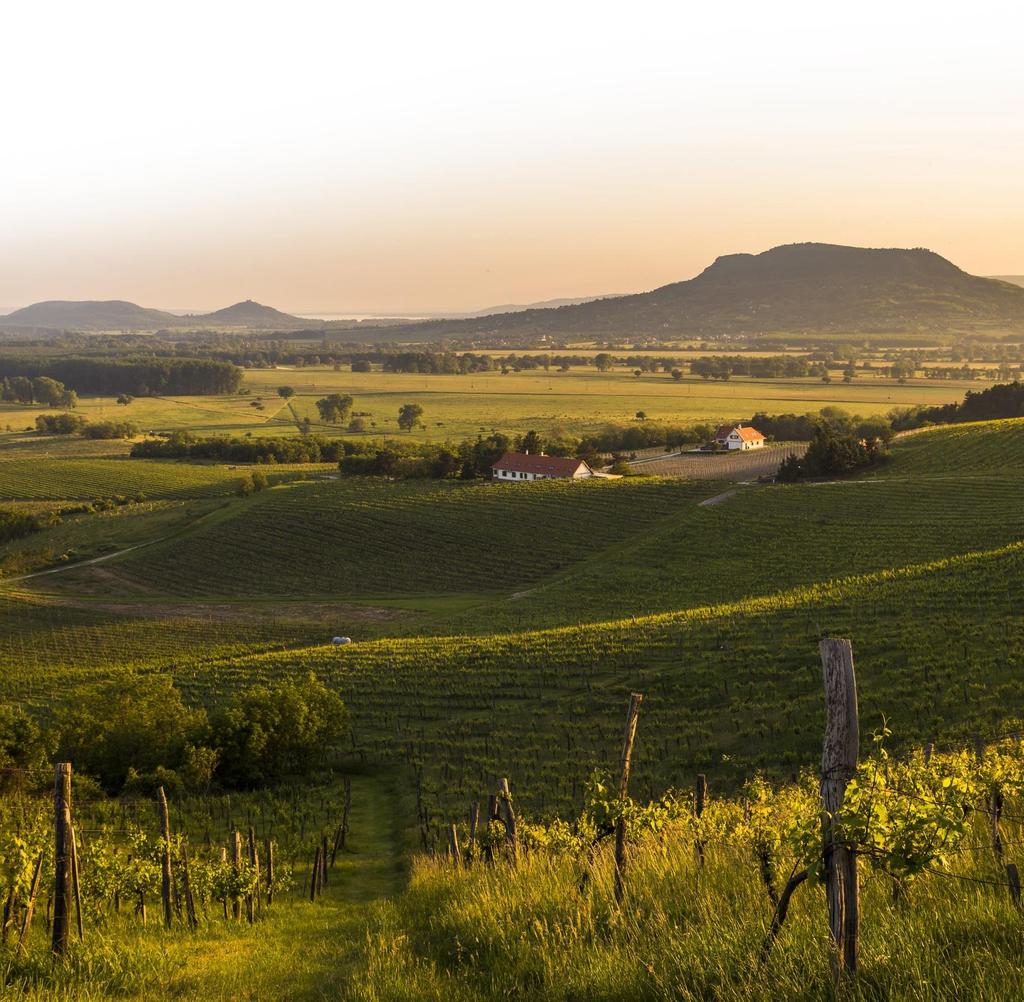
[492,452,590,476]
[715,424,765,442]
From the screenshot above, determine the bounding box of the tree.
[635,411,647,421]
[517,429,543,454]
[594,353,614,372]
[211,673,349,788]
[351,360,372,373]
[116,393,134,406]
[397,403,424,431]
[671,368,683,381]
[347,416,368,433]
[315,393,354,423]
[277,386,296,399]
[57,676,209,793]
[633,369,643,378]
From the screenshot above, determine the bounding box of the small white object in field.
[332,636,351,645]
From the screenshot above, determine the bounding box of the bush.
[57,677,210,793]
[81,420,138,440]
[210,673,349,788]
[35,413,87,435]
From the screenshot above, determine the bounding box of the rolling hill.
[0,299,179,330]
[360,243,1024,340]
[0,298,313,331]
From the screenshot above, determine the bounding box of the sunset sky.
[2,0,1023,314]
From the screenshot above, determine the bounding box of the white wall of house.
[725,432,764,451]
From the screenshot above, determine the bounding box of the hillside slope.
[363,243,1024,339]
[0,299,177,329]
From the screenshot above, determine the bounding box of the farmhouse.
[714,424,766,451]
[492,452,594,481]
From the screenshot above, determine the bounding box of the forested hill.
[357,243,1024,340]
[0,300,178,330]
[0,299,312,331]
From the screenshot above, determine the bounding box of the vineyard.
[348,712,1024,1001]
[0,459,252,502]
[0,767,408,998]
[154,534,1024,833]
[0,411,1023,997]
[873,416,1024,475]
[89,477,715,598]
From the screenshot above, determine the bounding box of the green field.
[2,411,1024,999]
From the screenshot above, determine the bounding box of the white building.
[713,425,766,451]
[492,452,595,481]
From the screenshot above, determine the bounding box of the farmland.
[1,403,1023,999]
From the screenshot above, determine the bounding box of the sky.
[2,0,1023,314]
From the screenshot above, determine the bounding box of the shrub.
[211,673,349,788]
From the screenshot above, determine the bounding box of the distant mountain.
[0,298,311,331]
[363,244,1024,341]
[0,300,178,330]
[991,276,1024,289]
[453,294,624,319]
[186,299,307,328]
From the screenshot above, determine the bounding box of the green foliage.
[57,676,210,793]
[211,673,349,787]
[777,423,887,480]
[315,393,354,424]
[35,413,87,435]
[81,420,138,440]
[0,703,50,769]
[397,403,424,431]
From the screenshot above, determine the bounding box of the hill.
[186,298,310,328]
[0,299,178,330]
[0,298,312,331]
[361,243,1024,340]
[992,275,1024,288]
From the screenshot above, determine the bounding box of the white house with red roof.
[492,451,595,481]
[713,424,766,451]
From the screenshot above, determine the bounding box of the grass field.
[248,366,992,440]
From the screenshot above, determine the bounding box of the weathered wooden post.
[820,638,859,980]
[498,779,518,864]
[468,802,479,849]
[180,845,198,930]
[694,773,707,868]
[246,827,259,922]
[70,827,84,941]
[483,795,498,865]
[16,854,43,953]
[52,763,73,954]
[157,786,174,929]
[230,832,242,920]
[448,823,462,867]
[614,693,643,904]
[265,838,275,906]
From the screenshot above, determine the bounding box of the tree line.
[0,356,242,396]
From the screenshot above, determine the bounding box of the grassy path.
[18,772,409,1001]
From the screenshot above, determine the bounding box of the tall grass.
[348,825,1024,1001]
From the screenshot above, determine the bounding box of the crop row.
[106,476,716,597]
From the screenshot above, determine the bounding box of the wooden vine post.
[52,762,73,954]
[497,779,518,864]
[156,786,174,929]
[694,773,707,868]
[820,638,860,980]
[614,692,643,904]
[230,831,242,920]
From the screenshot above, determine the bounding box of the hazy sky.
[2,0,1023,314]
